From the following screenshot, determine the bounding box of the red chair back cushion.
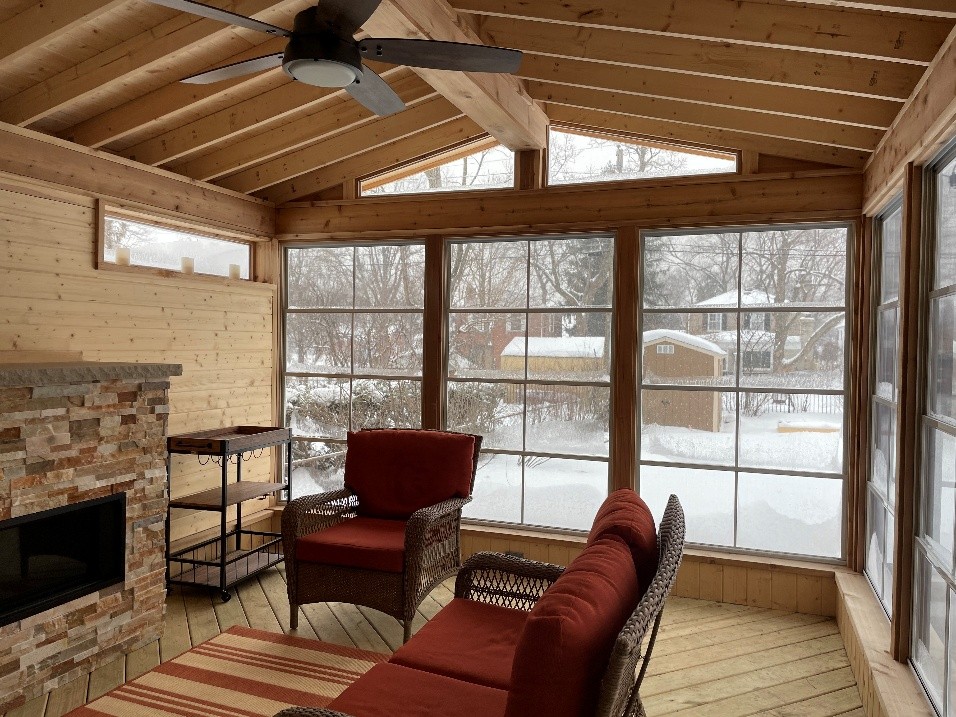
[588,488,659,589]
[345,429,476,519]
[505,535,640,717]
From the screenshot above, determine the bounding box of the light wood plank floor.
[5,565,864,717]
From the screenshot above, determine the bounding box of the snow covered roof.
[643,329,726,357]
[703,331,801,352]
[696,289,774,307]
[501,336,606,358]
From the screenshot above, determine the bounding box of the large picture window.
[640,225,849,558]
[867,200,902,615]
[283,244,425,497]
[444,235,614,531]
[912,144,956,714]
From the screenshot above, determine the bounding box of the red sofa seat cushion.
[588,488,659,589]
[295,517,406,573]
[505,536,640,717]
[345,429,476,519]
[328,662,508,717]
[390,598,529,690]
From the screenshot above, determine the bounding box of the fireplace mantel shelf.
[0,361,183,387]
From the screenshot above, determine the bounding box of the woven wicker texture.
[276,494,685,717]
[282,430,481,643]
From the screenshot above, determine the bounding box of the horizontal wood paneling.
[0,176,277,542]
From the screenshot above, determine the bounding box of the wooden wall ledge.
[836,572,934,717]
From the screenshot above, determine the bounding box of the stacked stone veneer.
[0,362,181,712]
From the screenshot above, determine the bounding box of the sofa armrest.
[455,551,565,611]
[274,708,351,717]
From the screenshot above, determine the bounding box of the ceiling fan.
[147,0,523,116]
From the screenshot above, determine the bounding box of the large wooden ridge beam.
[363,0,548,151]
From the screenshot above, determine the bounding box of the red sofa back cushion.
[344,429,476,519]
[588,488,659,589]
[505,535,640,717]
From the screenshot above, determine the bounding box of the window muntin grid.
[638,224,850,560]
[913,143,956,717]
[445,234,614,532]
[866,200,902,616]
[283,243,426,497]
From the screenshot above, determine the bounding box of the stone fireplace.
[0,362,182,712]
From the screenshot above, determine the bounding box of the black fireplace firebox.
[0,493,126,626]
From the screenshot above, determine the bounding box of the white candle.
[229,263,241,279]
[181,257,195,274]
[115,247,131,266]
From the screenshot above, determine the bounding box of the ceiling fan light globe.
[284,59,358,88]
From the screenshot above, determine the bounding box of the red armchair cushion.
[295,517,406,573]
[505,536,640,717]
[345,429,476,519]
[390,598,529,690]
[328,662,508,717]
[587,488,659,589]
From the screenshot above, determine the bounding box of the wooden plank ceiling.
[0,0,952,205]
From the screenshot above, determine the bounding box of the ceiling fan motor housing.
[283,7,363,87]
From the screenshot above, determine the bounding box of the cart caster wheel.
[220,591,231,603]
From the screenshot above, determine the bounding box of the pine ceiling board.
[61,35,290,149]
[516,54,902,130]
[778,0,956,18]
[528,81,885,151]
[0,0,311,128]
[175,74,437,183]
[453,0,953,62]
[127,64,408,166]
[479,16,926,100]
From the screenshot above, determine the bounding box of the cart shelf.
[170,482,285,510]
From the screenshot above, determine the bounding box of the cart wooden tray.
[168,426,291,455]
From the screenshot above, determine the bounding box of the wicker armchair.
[282,429,481,643]
[276,494,685,717]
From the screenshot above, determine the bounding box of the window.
[362,140,515,196]
[548,127,736,187]
[707,313,724,332]
[640,225,849,558]
[100,212,252,279]
[912,145,956,714]
[657,344,675,355]
[283,244,425,497]
[866,200,902,616]
[445,234,614,531]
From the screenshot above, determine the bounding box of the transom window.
[444,234,614,531]
[361,139,515,196]
[283,243,425,496]
[548,127,737,187]
[640,225,849,559]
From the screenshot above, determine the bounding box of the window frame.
[96,201,256,282]
[637,221,853,562]
[442,232,617,535]
[281,240,427,497]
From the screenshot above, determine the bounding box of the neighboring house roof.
[501,336,606,358]
[643,329,726,357]
[696,289,774,307]
[703,330,801,353]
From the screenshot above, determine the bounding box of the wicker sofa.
[276,490,685,717]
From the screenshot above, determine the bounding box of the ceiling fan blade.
[181,53,285,84]
[346,66,405,116]
[360,39,522,73]
[316,0,383,32]
[146,0,291,36]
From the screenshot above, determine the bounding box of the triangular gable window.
[548,127,736,186]
[362,139,515,196]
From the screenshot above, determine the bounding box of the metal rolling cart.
[165,426,292,602]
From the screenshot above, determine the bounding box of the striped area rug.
[69,626,388,716]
